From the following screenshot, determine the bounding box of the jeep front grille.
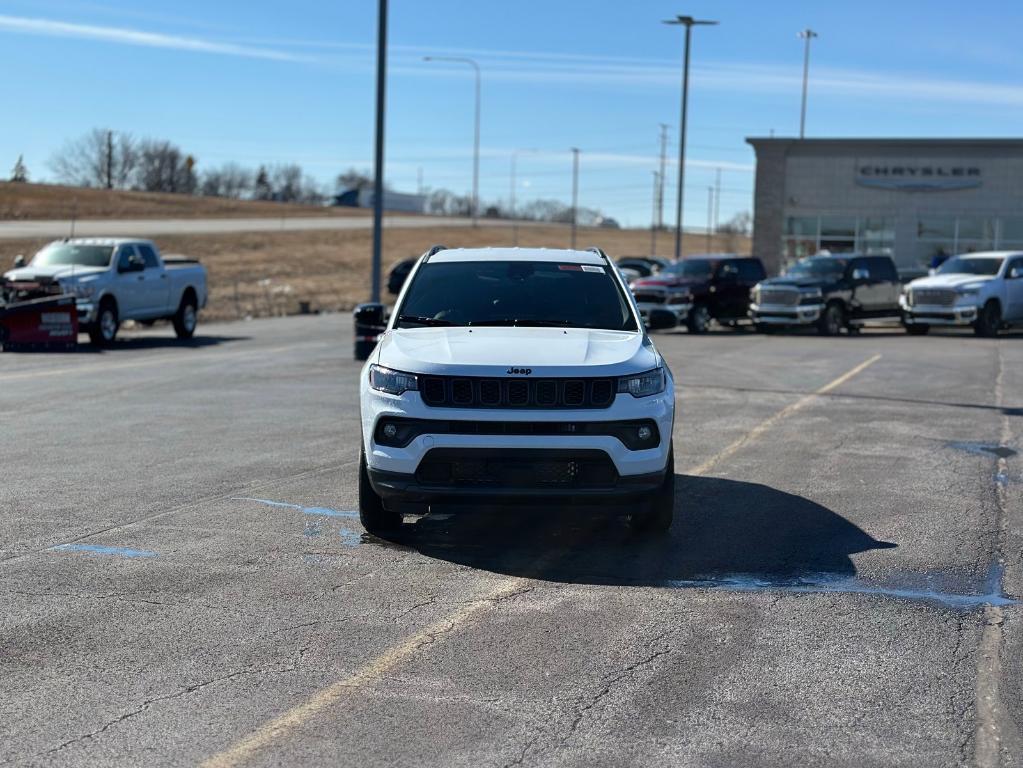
[419,375,616,409]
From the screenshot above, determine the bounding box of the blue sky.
[2,0,1023,226]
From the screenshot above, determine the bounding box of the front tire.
[685,303,711,334]
[631,445,674,534]
[817,302,845,336]
[88,299,119,347]
[359,448,402,535]
[172,294,198,339]
[974,301,1001,337]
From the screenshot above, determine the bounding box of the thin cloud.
[0,14,309,62]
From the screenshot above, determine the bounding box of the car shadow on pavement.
[392,475,897,587]
[66,334,251,353]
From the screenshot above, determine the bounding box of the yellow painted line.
[686,354,881,477]
[200,353,883,768]
[0,341,329,383]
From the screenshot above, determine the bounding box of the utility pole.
[570,148,580,249]
[713,167,721,233]
[651,170,660,255]
[664,15,718,261]
[105,130,113,189]
[416,166,423,196]
[370,0,388,303]
[799,28,818,139]
[657,123,668,230]
[706,186,713,252]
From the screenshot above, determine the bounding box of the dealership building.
[746,138,1023,275]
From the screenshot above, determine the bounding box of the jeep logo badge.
[506,367,532,375]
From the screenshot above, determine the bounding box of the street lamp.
[664,14,717,261]
[370,0,388,303]
[423,56,480,225]
[798,29,818,139]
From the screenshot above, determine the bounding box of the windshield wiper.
[469,318,574,327]
[396,315,456,327]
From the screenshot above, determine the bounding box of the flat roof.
[429,247,604,265]
[746,137,1023,149]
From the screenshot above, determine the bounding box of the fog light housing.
[382,423,398,440]
[637,426,653,441]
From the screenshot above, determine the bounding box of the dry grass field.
[1,218,750,323]
[0,182,355,220]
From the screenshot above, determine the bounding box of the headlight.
[63,282,95,299]
[802,287,823,298]
[957,283,983,296]
[617,367,665,398]
[368,364,418,395]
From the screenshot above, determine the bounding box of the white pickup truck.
[900,251,1023,336]
[3,238,207,345]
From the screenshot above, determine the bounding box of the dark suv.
[749,254,901,335]
[629,255,766,333]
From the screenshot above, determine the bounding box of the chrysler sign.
[856,163,982,192]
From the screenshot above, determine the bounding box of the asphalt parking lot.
[1,315,1020,767]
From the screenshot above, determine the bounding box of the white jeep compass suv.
[358,246,676,534]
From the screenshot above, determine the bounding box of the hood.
[631,276,706,290]
[757,275,836,291]
[375,326,656,377]
[3,264,107,282]
[908,273,995,290]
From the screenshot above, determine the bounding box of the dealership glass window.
[785,217,818,236]
[956,218,995,242]
[918,218,955,240]
[999,218,1023,246]
[819,217,857,238]
[782,216,894,262]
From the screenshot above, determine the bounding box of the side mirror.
[118,258,144,274]
[646,308,678,331]
[851,267,871,281]
[1010,266,1023,280]
[13,254,26,268]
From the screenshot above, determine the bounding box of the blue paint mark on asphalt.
[304,519,322,538]
[339,528,363,547]
[665,561,1016,610]
[50,543,157,559]
[232,497,358,518]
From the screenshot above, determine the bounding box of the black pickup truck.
[629,255,766,332]
[749,253,902,335]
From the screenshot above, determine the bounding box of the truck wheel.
[359,448,402,535]
[88,299,119,347]
[817,303,845,336]
[631,445,674,534]
[974,301,1001,337]
[172,294,198,339]
[685,303,711,334]
[904,323,930,336]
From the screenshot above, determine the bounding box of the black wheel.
[904,323,930,336]
[631,445,674,534]
[817,303,845,336]
[974,301,1001,337]
[359,448,402,535]
[172,293,198,339]
[88,299,119,347]
[685,303,711,334]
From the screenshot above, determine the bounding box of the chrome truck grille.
[755,287,800,306]
[910,288,957,307]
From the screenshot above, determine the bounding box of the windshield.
[32,243,113,268]
[395,260,638,331]
[936,256,1003,276]
[663,259,713,278]
[785,256,847,278]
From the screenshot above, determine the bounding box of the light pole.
[370,0,388,303]
[423,56,480,224]
[798,28,818,139]
[510,148,539,246]
[664,15,717,261]
[570,147,580,249]
[651,170,660,255]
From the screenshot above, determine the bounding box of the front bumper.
[75,300,97,326]
[637,301,691,323]
[360,377,675,491]
[749,303,823,325]
[899,296,978,326]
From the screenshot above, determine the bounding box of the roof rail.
[423,244,448,261]
[586,246,611,263]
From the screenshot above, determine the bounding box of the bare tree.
[254,166,273,200]
[269,164,303,202]
[335,168,374,193]
[200,163,252,199]
[50,128,136,188]
[9,155,28,183]
[135,140,197,194]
